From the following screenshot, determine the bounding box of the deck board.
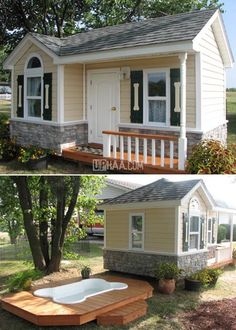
[62,146,185,174]
[1,276,153,326]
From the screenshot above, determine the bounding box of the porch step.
[97,299,148,326]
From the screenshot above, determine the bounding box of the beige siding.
[106,207,176,253]
[14,43,57,121]
[86,55,196,128]
[200,26,226,128]
[144,208,176,253]
[64,64,83,121]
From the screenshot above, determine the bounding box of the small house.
[3,9,234,171]
[101,179,235,276]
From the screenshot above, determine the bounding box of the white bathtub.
[33,278,128,304]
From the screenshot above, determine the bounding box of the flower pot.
[185,278,202,291]
[26,156,48,170]
[81,272,90,279]
[158,279,176,294]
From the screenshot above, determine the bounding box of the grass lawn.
[0,243,236,330]
[227,91,236,144]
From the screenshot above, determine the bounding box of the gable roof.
[32,9,217,57]
[103,178,202,205]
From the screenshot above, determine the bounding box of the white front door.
[88,69,120,144]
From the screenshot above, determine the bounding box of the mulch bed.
[181,298,236,330]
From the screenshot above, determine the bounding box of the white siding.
[200,26,226,130]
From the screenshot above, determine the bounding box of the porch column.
[57,64,64,124]
[178,53,188,170]
[230,215,234,255]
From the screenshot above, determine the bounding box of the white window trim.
[129,213,144,251]
[143,68,170,127]
[189,213,201,251]
[207,218,213,245]
[24,53,44,121]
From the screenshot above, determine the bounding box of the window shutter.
[200,216,205,249]
[212,218,216,244]
[170,69,180,126]
[43,73,52,121]
[130,70,143,123]
[17,75,24,118]
[183,213,189,252]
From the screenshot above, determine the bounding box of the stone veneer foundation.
[10,120,88,153]
[119,123,227,157]
[103,249,208,278]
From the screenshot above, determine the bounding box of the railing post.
[135,137,139,162]
[120,136,124,160]
[127,136,132,162]
[143,138,147,164]
[161,140,165,167]
[113,135,117,159]
[151,139,156,165]
[103,134,111,157]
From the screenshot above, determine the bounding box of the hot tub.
[33,278,128,304]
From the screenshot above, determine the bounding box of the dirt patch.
[181,298,236,330]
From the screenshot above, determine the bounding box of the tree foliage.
[0,0,223,51]
[5,175,105,274]
[0,177,23,244]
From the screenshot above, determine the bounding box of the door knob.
[111,106,116,111]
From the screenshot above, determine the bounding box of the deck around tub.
[1,275,153,326]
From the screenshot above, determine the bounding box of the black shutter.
[200,217,205,249]
[17,75,24,118]
[130,70,143,123]
[183,213,189,252]
[212,218,216,244]
[170,68,180,126]
[43,73,52,121]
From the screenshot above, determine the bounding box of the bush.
[7,269,43,292]
[155,262,182,280]
[186,139,236,174]
[18,145,49,163]
[0,138,19,161]
[0,113,10,139]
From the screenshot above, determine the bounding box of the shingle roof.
[31,9,217,57]
[103,178,202,205]
[106,178,142,191]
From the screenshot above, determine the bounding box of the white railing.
[102,130,182,170]
[215,245,232,263]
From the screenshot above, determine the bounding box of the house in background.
[3,9,234,172]
[81,178,141,236]
[101,179,235,277]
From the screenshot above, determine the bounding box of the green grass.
[227,91,236,144]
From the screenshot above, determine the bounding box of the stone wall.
[103,249,208,278]
[10,120,88,153]
[207,246,217,259]
[119,123,228,158]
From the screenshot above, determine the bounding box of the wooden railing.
[102,130,179,169]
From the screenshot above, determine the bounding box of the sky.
[108,174,236,208]
[223,0,236,87]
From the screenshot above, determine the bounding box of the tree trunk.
[13,177,46,271]
[9,235,17,245]
[39,177,50,266]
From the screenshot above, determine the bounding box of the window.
[129,214,144,250]
[189,216,200,250]
[145,70,169,125]
[25,55,43,119]
[207,219,212,244]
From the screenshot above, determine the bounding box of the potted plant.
[155,262,182,294]
[18,145,49,170]
[232,248,236,266]
[81,265,91,279]
[185,268,222,291]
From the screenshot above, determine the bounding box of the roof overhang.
[214,207,236,214]
[180,180,215,209]
[3,34,58,70]
[193,9,234,68]
[100,200,181,211]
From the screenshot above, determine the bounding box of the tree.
[11,175,105,274]
[0,177,23,244]
[0,0,223,51]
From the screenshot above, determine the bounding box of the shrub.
[155,262,182,280]
[232,248,236,259]
[0,138,19,161]
[0,113,10,139]
[7,269,43,292]
[186,139,236,174]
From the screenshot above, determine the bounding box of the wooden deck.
[62,144,185,174]
[1,276,153,326]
